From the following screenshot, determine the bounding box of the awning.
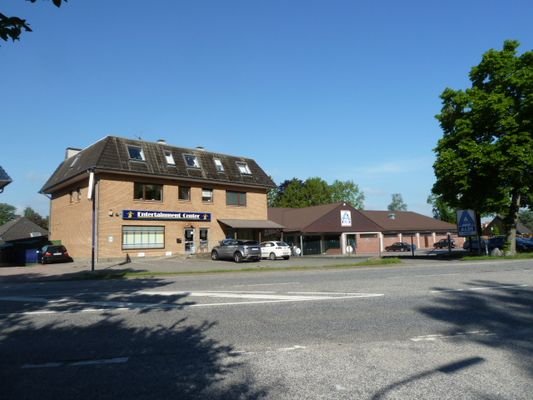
[218,219,284,229]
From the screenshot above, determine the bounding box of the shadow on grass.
[0,282,271,399]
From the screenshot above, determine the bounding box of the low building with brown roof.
[40,136,279,263]
[268,202,461,255]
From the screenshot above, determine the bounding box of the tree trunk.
[503,191,521,255]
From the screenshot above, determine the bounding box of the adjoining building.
[268,202,461,255]
[0,217,48,265]
[40,136,280,263]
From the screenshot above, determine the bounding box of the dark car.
[463,237,488,251]
[434,238,456,249]
[385,242,416,252]
[211,239,262,263]
[38,244,73,264]
[488,236,533,252]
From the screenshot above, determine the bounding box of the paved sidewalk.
[0,254,376,283]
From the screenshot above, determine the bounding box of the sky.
[1,0,532,218]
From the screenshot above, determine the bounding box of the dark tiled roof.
[0,217,48,242]
[0,165,12,191]
[359,210,456,233]
[269,203,457,234]
[41,136,276,193]
[269,203,383,233]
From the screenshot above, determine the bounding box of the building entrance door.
[184,228,195,253]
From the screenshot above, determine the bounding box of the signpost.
[456,209,477,237]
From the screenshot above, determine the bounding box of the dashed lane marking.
[430,284,528,293]
[410,330,495,342]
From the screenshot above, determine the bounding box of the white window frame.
[236,162,251,174]
[202,188,213,203]
[122,226,165,249]
[128,145,145,161]
[164,150,175,165]
[184,154,200,168]
[214,158,224,172]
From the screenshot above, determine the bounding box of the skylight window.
[237,162,251,175]
[184,154,200,168]
[164,150,175,165]
[214,158,224,172]
[128,145,145,161]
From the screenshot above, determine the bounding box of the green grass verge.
[65,257,403,280]
[462,252,533,261]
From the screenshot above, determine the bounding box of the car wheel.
[211,250,219,261]
[269,252,276,260]
[234,252,243,263]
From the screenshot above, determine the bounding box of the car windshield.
[242,241,259,245]
[275,241,289,246]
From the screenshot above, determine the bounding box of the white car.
[261,241,291,260]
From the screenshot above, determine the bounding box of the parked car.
[488,235,533,252]
[261,241,291,260]
[434,238,456,249]
[463,237,488,251]
[385,242,416,252]
[37,244,73,264]
[211,239,261,263]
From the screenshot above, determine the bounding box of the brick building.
[268,202,461,255]
[40,136,279,263]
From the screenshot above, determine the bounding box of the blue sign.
[457,209,477,236]
[122,210,211,222]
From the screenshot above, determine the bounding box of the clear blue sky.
[2,0,532,217]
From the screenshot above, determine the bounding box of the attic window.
[214,158,224,172]
[128,145,145,161]
[184,154,200,168]
[164,150,175,165]
[237,162,251,175]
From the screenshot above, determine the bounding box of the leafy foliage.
[518,209,533,231]
[0,203,17,225]
[387,193,407,211]
[427,194,456,223]
[433,40,533,253]
[23,206,48,229]
[269,177,365,209]
[1,0,65,42]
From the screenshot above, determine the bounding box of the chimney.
[65,147,81,160]
[157,139,167,145]
[196,146,206,151]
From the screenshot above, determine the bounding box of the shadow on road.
[418,280,533,377]
[0,280,270,399]
[371,356,485,400]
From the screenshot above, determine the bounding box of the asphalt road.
[1,259,532,399]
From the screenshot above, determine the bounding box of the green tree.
[1,0,65,42]
[518,209,533,231]
[388,193,407,211]
[427,194,456,223]
[302,177,331,207]
[0,203,17,225]
[433,40,533,254]
[330,179,365,209]
[270,177,365,209]
[23,206,48,229]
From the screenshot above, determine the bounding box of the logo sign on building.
[456,209,477,237]
[122,210,211,222]
[340,210,352,227]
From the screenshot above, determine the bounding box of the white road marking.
[22,357,129,369]
[232,282,300,287]
[0,290,384,314]
[431,284,528,293]
[278,345,306,352]
[410,330,495,342]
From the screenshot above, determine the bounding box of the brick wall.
[50,174,269,261]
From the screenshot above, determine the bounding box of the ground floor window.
[122,226,165,249]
